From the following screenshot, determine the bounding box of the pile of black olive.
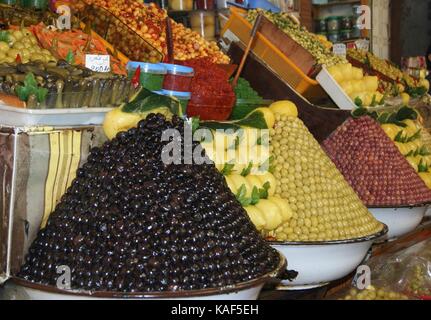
[19,114,280,293]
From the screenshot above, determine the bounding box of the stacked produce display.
[323,116,431,206]
[19,113,281,293]
[246,9,345,67]
[327,63,384,107]
[81,1,229,63]
[269,110,383,241]
[195,101,384,242]
[347,48,430,99]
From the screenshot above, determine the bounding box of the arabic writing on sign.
[85,55,111,73]
[333,43,347,57]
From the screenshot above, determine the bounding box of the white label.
[333,43,347,57]
[355,39,370,51]
[85,55,111,73]
[56,5,71,30]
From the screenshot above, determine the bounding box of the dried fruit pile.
[82,1,229,63]
[19,114,280,292]
[270,114,383,242]
[323,116,431,207]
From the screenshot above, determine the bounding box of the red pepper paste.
[181,58,235,121]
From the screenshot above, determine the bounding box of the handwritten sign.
[85,55,111,73]
[333,43,347,57]
[56,5,71,30]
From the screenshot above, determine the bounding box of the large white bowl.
[425,207,431,218]
[368,206,427,240]
[0,253,286,300]
[270,226,388,290]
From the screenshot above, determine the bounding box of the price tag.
[56,5,71,30]
[355,39,370,51]
[85,55,111,73]
[333,43,347,57]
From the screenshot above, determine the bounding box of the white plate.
[368,207,426,240]
[270,227,388,290]
[0,104,113,127]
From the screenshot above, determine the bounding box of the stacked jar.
[190,0,216,41]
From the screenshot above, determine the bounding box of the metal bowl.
[368,206,427,240]
[269,226,388,290]
[1,252,286,300]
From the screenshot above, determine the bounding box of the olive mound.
[19,114,280,293]
[323,116,431,207]
[270,114,383,242]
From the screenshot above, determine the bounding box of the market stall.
[0,0,430,301]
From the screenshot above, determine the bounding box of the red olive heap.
[323,116,431,207]
[19,114,280,293]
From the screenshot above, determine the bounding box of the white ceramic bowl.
[425,207,431,218]
[0,253,286,300]
[270,226,388,290]
[368,206,427,240]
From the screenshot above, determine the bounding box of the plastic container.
[340,16,352,30]
[221,7,325,100]
[340,29,352,41]
[162,63,194,92]
[327,32,340,43]
[169,0,193,11]
[190,11,216,41]
[187,93,235,121]
[196,0,214,10]
[126,61,167,91]
[154,89,191,114]
[315,19,327,33]
[326,16,340,32]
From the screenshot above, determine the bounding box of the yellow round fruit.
[255,107,275,129]
[103,108,143,140]
[401,92,410,105]
[269,101,298,118]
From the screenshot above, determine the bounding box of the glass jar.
[341,16,352,30]
[327,32,340,43]
[315,19,327,33]
[326,16,340,32]
[126,61,167,92]
[340,29,352,42]
[169,0,193,11]
[190,11,216,41]
[196,0,214,10]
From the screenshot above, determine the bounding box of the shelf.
[312,0,361,8]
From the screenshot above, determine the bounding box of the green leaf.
[370,94,377,107]
[377,112,390,124]
[418,160,428,173]
[394,130,404,143]
[200,121,241,132]
[351,107,367,118]
[65,50,75,64]
[221,163,235,176]
[236,110,269,129]
[0,31,10,43]
[235,184,252,206]
[407,129,422,143]
[191,117,200,134]
[354,97,363,107]
[396,106,418,122]
[250,186,260,205]
[241,162,253,177]
[258,182,270,200]
[24,73,37,88]
[35,87,48,103]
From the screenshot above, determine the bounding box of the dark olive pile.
[323,116,431,206]
[19,114,280,293]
